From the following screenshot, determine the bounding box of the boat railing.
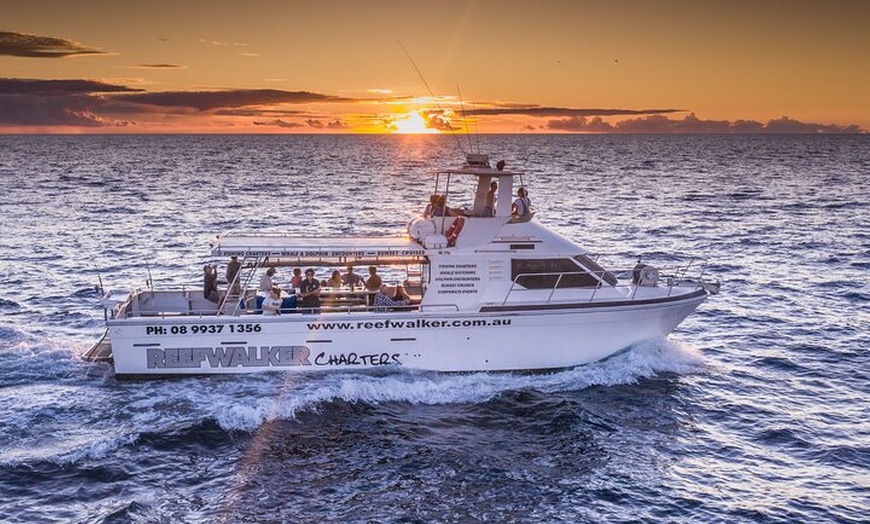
[112,286,458,318]
[126,302,431,317]
[503,260,715,305]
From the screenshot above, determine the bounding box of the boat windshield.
[574,254,618,286]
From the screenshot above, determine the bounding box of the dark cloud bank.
[543,114,864,134]
[0,78,864,133]
[0,31,108,58]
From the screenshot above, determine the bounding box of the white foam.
[192,337,708,431]
[0,336,709,461]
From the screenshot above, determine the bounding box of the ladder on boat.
[217,256,259,315]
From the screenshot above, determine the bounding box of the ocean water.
[0,134,867,523]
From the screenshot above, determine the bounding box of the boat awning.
[436,166,524,177]
[211,234,427,266]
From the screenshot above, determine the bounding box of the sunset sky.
[2,0,868,134]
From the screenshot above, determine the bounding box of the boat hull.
[106,291,708,378]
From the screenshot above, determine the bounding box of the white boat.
[85,153,719,378]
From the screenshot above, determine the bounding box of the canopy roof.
[436,153,524,178]
[211,233,426,266]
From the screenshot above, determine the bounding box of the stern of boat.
[83,329,113,363]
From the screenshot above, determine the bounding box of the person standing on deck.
[261,287,282,316]
[203,265,219,303]
[299,268,322,313]
[226,256,242,295]
[484,181,498,216]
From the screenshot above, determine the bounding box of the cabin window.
[510,258,601,288]
[574,254,618,286]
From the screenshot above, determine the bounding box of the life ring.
[638,266,660,287]
[445,217,465,246]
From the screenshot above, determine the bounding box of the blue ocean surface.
[0,134,867,523]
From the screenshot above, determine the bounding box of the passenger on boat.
[327,270,343,288]
[365,266,382,291]
[342,265,364,288]
[256,267,277,312]
[512,187,531,216]
[290,267,303,288]
[259,267,278,293]
[226,256,241,295]
[262,287,282,315]
[424,194,450,217]
[203,265,219,303]
[299,268,322,312]
[484,181,498,216]
[423,194,439,217]
[373,284,411,312]
[632,257,646,284]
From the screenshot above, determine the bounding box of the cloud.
[547,116,616,132]
[112,89,352,111]
[0,78,142,126]
[0,78,141,95]
[0,31,109,58]
[762,116,863,134]
[214,108,305,117]
[305,119,349,129]
[545,113,865,134]
[0,77,378,128]
[130,63,187,69]
[466,104,682,118]
[198,39,250,47]
[253,119,303,128]
[421,109,459,131]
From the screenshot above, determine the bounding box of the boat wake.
[0,335,705,466]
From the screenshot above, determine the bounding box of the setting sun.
[393,111,440,134]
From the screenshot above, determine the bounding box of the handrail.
[502,260,714,305]
[120,297,468,318]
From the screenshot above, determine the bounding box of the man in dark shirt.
[299,268,321,313]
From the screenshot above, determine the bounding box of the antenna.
[90,262,107,321]
[397,40,466,155]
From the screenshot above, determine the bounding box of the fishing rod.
[457,84,475,154]
[90,261,108,321]
[397,40,467,156]
[145,260,153,290]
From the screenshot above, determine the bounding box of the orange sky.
[1,0,868,133]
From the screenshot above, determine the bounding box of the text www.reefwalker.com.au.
[306,318,512,331]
